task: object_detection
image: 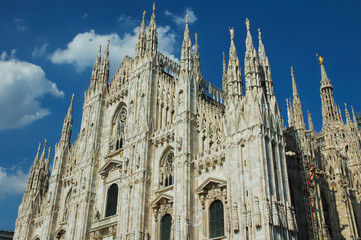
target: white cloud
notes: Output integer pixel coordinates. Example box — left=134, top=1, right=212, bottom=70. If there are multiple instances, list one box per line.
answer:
left=165, top=8, right=197, bottom=26
left=0, top=52, right=64, bottom=130
left=0, top=166, right=28, bottom=200
left=14, top=18, right=27, bottom=31
left=50, top=26, right=179, bottom=75
left=32, top=43, right=49, bottom=58
left=117, top=14, right=134, bottom=25
left=83, top=13, right=88, bottom=19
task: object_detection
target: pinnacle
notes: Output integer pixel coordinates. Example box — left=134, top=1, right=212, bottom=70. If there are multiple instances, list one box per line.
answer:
left=246, top=18, right=250, bottom=32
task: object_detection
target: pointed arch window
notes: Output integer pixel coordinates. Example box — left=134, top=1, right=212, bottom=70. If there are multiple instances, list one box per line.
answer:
left=116, top=108, right=127, bottom=150
left=160, top=151, right=174, bottom=188
left=160, top=214, right=172, bottom=240
left=110, top=106, right=127, bottom=152
left=209, top=200, right=225, bottom=238
left=105, top=184, right=118, bottom=217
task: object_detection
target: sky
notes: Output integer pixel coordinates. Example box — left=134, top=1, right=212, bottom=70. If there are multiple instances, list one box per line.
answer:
left=0, top=0, right=360, bottom=231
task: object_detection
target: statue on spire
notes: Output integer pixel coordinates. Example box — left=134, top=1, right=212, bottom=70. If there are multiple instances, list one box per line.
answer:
left=316, top=53, right=324, bottom=65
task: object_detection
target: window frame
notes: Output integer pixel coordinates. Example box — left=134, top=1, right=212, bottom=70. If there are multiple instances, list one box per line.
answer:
left=208, top=200, right=225, bottom=239
left=104, top=183, right=119, bottom=217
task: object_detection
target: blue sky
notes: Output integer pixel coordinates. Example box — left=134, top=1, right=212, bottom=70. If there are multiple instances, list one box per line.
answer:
left=0, top=0, right=360, bottom=231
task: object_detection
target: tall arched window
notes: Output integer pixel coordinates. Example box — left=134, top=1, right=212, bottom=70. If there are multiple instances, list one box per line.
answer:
left=160, top=214, right=172, bottom=240
left=105, top=184, right=118, bottom=217
left=160, top=151, right=174, bottom=188
left=209, top=200, right=224, bottom=238
left=321, top=192, right=333, bottom=238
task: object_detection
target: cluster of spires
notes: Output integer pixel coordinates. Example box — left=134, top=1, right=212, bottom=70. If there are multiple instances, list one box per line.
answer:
left=88, top=3, right=277, bottom=107
left=37, top=4, right=361, bottom=180
left=89, top=40, right=110, bottom=95
left=26, top=139, right=51, bottom=199
left=287, top=56, right=359, bottom=132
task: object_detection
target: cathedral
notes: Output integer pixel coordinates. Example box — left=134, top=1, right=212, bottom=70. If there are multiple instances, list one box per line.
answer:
left=14, top=4, right=361, bottom=240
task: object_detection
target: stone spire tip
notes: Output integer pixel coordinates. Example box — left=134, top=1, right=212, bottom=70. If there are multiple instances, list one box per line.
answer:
left=153, top=2, right=156, bottom=12
left=186, top=14, right=189, bottom=25
left=245, top=18, right=250, bottom=31
left=229, top=27, right=234, bottom=40
left=258, top=28, right=262, bottom=40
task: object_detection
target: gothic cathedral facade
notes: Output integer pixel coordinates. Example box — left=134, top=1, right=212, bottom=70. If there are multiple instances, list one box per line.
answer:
left=14, top=4, right=361, bottom=240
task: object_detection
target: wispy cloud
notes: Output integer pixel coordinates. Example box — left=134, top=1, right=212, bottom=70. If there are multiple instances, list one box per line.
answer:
left=32, top=43, right=49, bottom=58
left=0, top=50, right=64, bottom=130
left=50, top=25, right=178, bottom=75
left=117, top=14, right=134, bottom=25
left=14, top=18, right=27, bottom=31
left=165, top=8, right=197, bottom=26
left=82, top=13, right=88, bottom=19
left=0, top=166, right=28, bottom=200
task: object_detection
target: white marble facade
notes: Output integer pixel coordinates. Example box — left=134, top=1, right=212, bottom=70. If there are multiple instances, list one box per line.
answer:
left=15, top=3, right=360, bottom=240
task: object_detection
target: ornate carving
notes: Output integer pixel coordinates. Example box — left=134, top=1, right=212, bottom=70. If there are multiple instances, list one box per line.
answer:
left=232, top=202, right=239, bottom=232
left=170, top=219, right=175, bottom=240
left=206, top=184, right=223, bottom=199
left=242, top=204, right=248, bottom=227
left=278, top=202, right=286, bottom=228
left=183, top=218, right=190, bottom=240
left=225, top=206, right=231, bottom=233
left=286, top=202, right=294, bottom=231
left=93, top=208, right=100, bottom=220
left=272, top=197, right=280, bottom=226
left=176, top=137, right=182, bottom=151
left=254, top=197, right=261, bottom=228
left=176, top=215, right=181, bottom=239
left=264, top=198, right=272, bottom=225
left=151, top=196, right=173, bottom=222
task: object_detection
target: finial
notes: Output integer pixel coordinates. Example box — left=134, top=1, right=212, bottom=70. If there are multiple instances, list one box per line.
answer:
left=291, top=66, right=294, bottom=78
left=222, top=51, right=226, bottom=71
left=186, top=14, right=189, bottom=25
left=98, top=44, right=101, bottom=54
left=195, top=32, right=198, bottom=42
left=44, top=139, right=47, bottom=148
left=258, top=28, right=262, bottom=40
left=107, top=39, right=110, bottom=47
left=229, top=27, right=234, bottom=40
left=316, top=53, right=324, bottom=65
left=153, top=2, right=156, bottom=12
left=71, top=93, right=74, bottom=101
left=142, top=10, right=146, bottom=20
left=245, top=18, right=250, bottom=31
